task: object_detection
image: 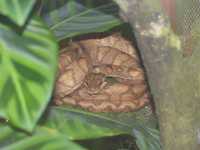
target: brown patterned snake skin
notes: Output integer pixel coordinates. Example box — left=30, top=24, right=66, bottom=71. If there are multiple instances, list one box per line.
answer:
left=54, top=33, right=149, bottom=112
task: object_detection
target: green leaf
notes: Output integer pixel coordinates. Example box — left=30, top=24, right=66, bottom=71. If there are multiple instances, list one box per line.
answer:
left=0, top=106, right=160, bottom=149
left=0, top=124, right=27, bottom=148
left=4, top=135, right=86, bottom=150
left=133, top=127, right=161, bottom=150
left=41, top=1, right=122, bottom=40
left=0, top=124, right=86, bottom=150
left=39, top=106, right=161, bottom=150
left=0, top=16, right=58, bottom=131
left=40, top=106, right=125, bottom=140
left=0, top=0, right=36, bottom=26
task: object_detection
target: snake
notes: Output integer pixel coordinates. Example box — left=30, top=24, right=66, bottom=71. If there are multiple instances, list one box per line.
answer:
left=53, top=33, right=149, bottom=112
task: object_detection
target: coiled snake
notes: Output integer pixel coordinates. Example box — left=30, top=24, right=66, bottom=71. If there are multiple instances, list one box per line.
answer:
left=54, top=34, right=149, bottom=112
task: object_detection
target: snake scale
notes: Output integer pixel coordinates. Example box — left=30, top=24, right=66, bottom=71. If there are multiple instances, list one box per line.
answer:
left=54, top=33, right=149, bottom=112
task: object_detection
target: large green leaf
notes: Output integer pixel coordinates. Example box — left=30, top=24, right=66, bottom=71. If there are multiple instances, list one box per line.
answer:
left=40, top=106, right=125, bottom=140
left=39, top=106, right=161, bottom=150
left=41, top=1, right=122, bottom=40
left=0, top=0, right=36, bottom=26
left=0, top=124, right=86, bottom=150
left=0, top=106, right=160, bottom=149
left=0, top=16, right=58, bottom=131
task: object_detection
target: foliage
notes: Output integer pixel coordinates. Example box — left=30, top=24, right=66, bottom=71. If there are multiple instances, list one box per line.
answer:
left=0, top=16, right=57, bottom=131
left=0, top=0, right=161, bottom=149
left=40, top=0, right=122, bottom=40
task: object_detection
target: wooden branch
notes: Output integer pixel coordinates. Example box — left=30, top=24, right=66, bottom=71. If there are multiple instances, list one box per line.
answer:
left=114, top=0, right=200, bottom=150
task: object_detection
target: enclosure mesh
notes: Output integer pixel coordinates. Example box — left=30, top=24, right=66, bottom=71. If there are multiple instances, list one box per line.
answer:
left=172, top=0, right=200, bottom=55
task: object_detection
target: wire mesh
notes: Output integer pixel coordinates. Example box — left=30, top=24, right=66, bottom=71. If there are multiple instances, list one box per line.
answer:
left=177, top=0, right=200, bottom=55
left=163, top=0, right=200, bottom=55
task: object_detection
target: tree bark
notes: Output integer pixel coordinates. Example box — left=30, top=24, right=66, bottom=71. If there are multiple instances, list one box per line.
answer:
left=114, top=0, right=200, bottom=150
